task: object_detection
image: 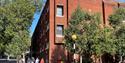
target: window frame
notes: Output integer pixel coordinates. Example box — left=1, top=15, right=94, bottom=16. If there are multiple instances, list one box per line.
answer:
left=56, top=5, right=64, bottom=17
left=56, top=25, right=64, bottom=37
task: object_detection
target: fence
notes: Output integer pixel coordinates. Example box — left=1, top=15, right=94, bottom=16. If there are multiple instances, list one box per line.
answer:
left=0, top=59, right=17, bottom=63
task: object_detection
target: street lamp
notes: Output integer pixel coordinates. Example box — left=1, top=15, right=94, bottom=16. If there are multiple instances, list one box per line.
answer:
left=72, top=34, right=77, bottom=40
left=72, top=34, right=77, bottom=63
left=71, top=28, right=84, bottom=63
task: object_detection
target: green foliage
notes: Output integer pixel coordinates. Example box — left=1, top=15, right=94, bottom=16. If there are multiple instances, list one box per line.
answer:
left=114, top=25, right=125, bottom=55
left=93, top=28, right=117, bottom=55
left=64, top=7, right=103, bottom=55
left=37, top=0, right=43, bottom=10
left=0, top=0, right=35, bottom=57
left=64, top=7, right=118, bottom=58
left=109, top=8, right=125, bottom=28
left=69, top=7, right=85, bottom=26
left=109, top=8, right=125, bottom=56
left=0, top=0, right=20, bottom=7
left=64, top=6, right=125, bottom=63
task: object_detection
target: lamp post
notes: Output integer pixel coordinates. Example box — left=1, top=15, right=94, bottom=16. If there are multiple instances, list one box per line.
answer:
left=72, top=34, right=77, bottom=63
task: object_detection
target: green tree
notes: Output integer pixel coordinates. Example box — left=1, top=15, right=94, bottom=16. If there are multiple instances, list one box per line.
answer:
left=34, top=0, right=43, bottom=11
left=64, top=7, right=117, bottom=63
left=0, top=0, right=35, bottom=57
left=109, top=8, right=125, bottom=62
left=37, top=0, right=43, bottom=10
left=0, top=0, right=16, bottom=7
left=109, top=8, right=125, bottom=28
left=64, top=7, right=100, bottom=62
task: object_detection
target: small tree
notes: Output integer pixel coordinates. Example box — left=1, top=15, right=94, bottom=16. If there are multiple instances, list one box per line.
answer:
left=109, top=8, right=125, bottom=62
left=64, top=7, right=119, bottom=63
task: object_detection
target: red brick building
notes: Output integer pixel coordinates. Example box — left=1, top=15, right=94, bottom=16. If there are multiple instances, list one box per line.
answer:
left=31, top=0, right=125, bottom=63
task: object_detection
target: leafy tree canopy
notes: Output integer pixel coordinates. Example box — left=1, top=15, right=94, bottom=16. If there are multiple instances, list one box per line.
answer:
left=64, top=7, right=117, bottom=58
left=109, top=8, right=125, bottom=28
left=0, top=0, right=35, bottom=57
left=109, top=8, right=125, bottom=55
left=108, top=8, right=125, bottom=62
left=64, top=6, right=125, bottom=63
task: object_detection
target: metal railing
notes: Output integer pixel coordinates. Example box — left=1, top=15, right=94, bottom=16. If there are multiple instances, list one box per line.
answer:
left=0, top=59, right=17, bottom=63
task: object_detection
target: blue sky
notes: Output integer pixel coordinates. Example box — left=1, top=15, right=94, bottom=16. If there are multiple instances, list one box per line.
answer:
left=30, top=0, right=46, bottom=36
left=116, top=0, right=125, bottom=2
left=30, top=11, right=40, bottom=36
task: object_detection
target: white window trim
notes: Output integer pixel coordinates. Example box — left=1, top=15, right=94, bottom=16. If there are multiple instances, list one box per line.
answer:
left=56, top=35, right=64, bottom=37
left=56, top=25, right=64, bottom=36
left=56, top=5, right=63, bottom=17
left=56, top=15, right=64, bottom=17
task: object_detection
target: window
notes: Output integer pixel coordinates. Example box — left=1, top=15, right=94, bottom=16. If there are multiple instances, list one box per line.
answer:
left=56, top=25, right=64, bottom=36
left=56, top=5, right=63, bottom=16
